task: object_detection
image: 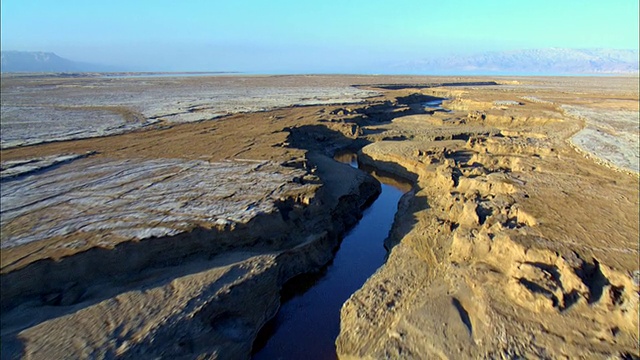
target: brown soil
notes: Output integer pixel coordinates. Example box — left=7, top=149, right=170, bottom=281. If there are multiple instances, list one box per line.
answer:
left=1, top=75, right=638, bottom=359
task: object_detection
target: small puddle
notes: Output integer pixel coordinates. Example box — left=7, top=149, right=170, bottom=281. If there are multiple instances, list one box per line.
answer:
left=424, top=99, right=444, bottom=109
left=252, top=152, right=411, bottom=360
left=423, top=99, right=452, bottom=113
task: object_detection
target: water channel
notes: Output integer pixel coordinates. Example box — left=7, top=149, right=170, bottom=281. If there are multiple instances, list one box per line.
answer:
left=252, top=153, right=411, bottom=360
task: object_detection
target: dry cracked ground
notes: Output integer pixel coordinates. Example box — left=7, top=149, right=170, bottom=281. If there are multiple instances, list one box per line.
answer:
left=0, top=74, right=638, bottom=359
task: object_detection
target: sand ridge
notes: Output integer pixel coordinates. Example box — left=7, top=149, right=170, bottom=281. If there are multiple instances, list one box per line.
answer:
left=335, top=79, right=639, bottom=359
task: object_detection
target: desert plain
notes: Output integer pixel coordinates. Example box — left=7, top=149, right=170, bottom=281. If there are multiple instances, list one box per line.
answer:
left=0, top=74, right=638, bottom=359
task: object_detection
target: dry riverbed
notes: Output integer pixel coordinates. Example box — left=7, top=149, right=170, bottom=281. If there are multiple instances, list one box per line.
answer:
left=0, top=74, right=638, bottom=359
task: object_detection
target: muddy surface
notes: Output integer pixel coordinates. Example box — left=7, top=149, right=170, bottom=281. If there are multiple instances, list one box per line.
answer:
left=0, top=75, right=378, bottom=148
left=1, top=74, right=638, bottom=359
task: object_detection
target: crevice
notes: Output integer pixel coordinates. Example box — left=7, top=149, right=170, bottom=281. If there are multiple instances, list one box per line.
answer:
left=451, top=297, right=473, bottom=335
left=252, top=152, right=412, bottom=359
left=518, top=278, right=559, bottom=308
left=576, top=259, right=609, bottom=304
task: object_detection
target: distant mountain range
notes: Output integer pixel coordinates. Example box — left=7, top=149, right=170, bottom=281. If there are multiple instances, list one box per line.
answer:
left=0, top=51, right=116, bottom=72
left=2, top=48, right=638, bottom=75
left=393, top=48, right=639, bottom=75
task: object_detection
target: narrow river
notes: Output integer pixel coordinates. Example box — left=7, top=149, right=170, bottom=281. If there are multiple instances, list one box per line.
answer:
left=252, top=153, right=411, bottom=360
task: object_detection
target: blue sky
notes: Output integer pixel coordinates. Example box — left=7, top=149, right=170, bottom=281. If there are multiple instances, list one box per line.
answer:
left=1, top=0, right=638, bottom=72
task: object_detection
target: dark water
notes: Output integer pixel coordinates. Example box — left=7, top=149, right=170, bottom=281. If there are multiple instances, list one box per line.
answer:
left=252, top=154, right=410, bottom=360
left=423, top=99, right=449, bottom=110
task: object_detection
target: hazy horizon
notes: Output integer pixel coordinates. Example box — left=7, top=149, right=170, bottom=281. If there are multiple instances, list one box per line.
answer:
left=2, top=0, right=638, bottom=73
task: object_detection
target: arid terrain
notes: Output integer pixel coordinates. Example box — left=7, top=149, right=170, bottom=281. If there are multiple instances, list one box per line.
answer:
left=1, top=74, right=638, bottom=359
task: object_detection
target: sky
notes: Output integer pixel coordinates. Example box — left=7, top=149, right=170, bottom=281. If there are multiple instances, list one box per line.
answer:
left=1, top=0, right=638, bottom=73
